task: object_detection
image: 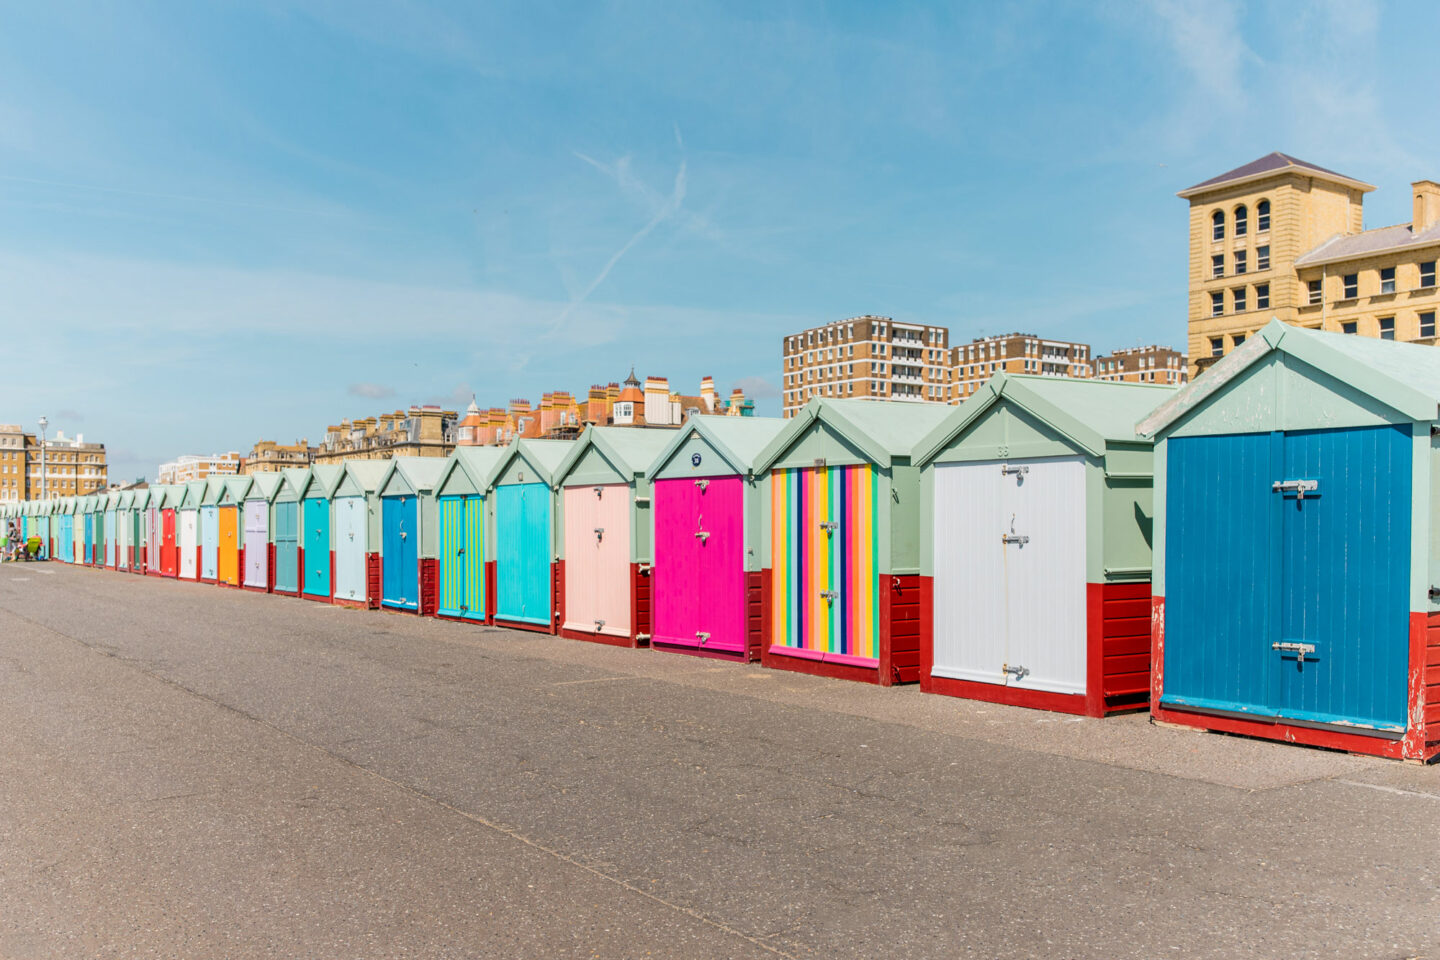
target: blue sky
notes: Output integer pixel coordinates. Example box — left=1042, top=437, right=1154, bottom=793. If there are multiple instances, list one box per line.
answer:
left=1, top=0, right=1433, bottom=482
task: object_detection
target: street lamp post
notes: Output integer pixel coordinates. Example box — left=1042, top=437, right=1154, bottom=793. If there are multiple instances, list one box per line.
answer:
left=37, top=416, right=47, bottom=501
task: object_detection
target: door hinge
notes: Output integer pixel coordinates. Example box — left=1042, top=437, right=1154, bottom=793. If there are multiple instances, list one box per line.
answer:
left=1272, top=640, right=1317, bottom=662
left=1271, top=478, right=1319, bottom=500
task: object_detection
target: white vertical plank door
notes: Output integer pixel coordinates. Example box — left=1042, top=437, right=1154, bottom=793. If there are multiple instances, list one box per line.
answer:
left=931, top=461, right=1007, bottom=683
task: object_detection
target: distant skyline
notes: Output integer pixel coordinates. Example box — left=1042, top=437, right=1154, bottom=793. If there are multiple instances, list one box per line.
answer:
left=2, top=1, right=1434, bottom=481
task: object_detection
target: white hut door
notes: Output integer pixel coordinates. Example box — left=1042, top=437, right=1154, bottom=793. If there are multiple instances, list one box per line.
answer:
left=931, top=457, right=1086, bottom=693
left=1000, top=456, right=1086, bottom=694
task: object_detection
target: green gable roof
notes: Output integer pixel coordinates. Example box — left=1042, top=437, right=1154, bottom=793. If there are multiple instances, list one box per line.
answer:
left=436, top=446, right=507, bottom=496
left=334, top=460, right=390, bottom=497
left=222, top=476, right=254, bottom=504
left=756, top=398, right=953, bottom=472
left=297, top=463, right=344, bottom=499
left=378, top=456, right=447, bottom=497
left=1139, top=317, right=1440, bottom=437
left=490, top=438, right=576, bottom=488
left=245, top=473, right=284, bottom=502
left=556, top=426, right=675, bottom=484
left=201, top=476, right=228, bottom=506
left=645, top=415, right=787, bottom=479
left=915, top=373, right=1176, bottom=464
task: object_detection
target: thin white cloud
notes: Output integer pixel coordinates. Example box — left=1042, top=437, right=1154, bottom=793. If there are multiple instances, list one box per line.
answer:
left=348, top=382, right=396, bottom=399
left=547, top=155, right=688, bottom=335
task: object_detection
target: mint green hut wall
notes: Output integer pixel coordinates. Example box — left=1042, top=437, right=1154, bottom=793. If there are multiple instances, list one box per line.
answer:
left=911, top=373, right=1176, bottom=716
left=1137, top=318, right=1440, bottom=761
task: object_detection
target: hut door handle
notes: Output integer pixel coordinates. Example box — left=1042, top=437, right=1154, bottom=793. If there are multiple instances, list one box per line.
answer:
left=594, top=619, right=606, bottom=631
left=594, top=527, right=604, bottom=541
left=819, top=590, right=838, bottom=603
left=1272, top=641, right=1316, bottom=662
left=1002, top=534, right=1029, bottom=545
left=696, top=631, right=710, bottom=643
left=1271, top=478, right=1319, bottom=500
left=1003, top=663, right=1029, bottom=680
left=694, top=479, right=708, bottom=491
left=819, top=521, right=839, bottom=534
left=1000, top=464, right=1028, bottom=477
left=399, top=532, right=407, bottom=539
left=695, top=530, right=709, bottom=541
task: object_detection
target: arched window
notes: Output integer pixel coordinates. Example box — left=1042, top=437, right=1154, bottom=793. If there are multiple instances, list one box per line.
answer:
left=1257, top=199, right=1270, bottom=232
left=1234, top=204, right=1248, bottom=237
left=1212, top=209, right=1225, bottom=241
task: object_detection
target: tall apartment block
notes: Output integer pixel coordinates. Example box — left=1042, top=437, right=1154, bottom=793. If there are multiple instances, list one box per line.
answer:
left=1182, top=152, right=1440, bottom=372
left=0, top=424, right=28, bottom=502
left=1091, top=345, right=1188, bottom=385
left=781, top=315, right=949, bottom=417
left=949, top=334, right=1092, bottom=402
left=156, top=451, right=242, bottom=484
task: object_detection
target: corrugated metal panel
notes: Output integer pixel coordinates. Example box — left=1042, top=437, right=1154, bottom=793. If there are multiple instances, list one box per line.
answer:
left=770, top=465, right=879, bottom=664
left=333, top=496, right=367, bottom=602
left=652, top=477, right=746, bottom=652
left=1164, top=425, right=1411, bottom=731
left=243, top=499, right=268, bottom=587
left=179, top=510, right=197, bottom=579
left=562, top=484, right=631, bottom=637
left=495, top=483, right=550, bottom=625
left=381, top=495, right=417, bottom=609
left=303, top=497, right=330, bottom=597
left=200, top=505, right=219, bottom=580
left=273, top=501, right=299, bottom=592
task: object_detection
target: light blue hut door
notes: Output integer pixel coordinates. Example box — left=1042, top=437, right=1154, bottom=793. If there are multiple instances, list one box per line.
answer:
left=200, top=506, right=219, bottom=579
left=333, top=497, right=367, bottom=602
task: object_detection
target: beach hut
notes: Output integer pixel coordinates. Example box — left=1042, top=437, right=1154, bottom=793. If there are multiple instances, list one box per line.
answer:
left=199, top=477, right=226, bottom=583
left=433, top=448, right=506, bottom=623
left=645, top=416, right=787, bottom=660
left=551, top=427, right=675, bottom=646
left=271, top=469, right=307, bottom=596
left=295, top=464, right=343, bottom=602
left=146, top=490, right=162, bottom=575
left=753, top=399, right=952, bottom=686
left=378, top=457, right=448, bottom=614
left=216, top=477, right=250, bottom=587
left=488, top=439, right=574, bottom=633
left=154, top=485, right=182, bottom=577
left=1139, top=319, right=1440, bottom=761
left=57, top=498, right=75, bottom=564
left=178, top=480, right=205, bottom=580
left=102, top=492, right=118, bottom=568
left=242, top=474, right=283, bottom=592
left=80, top=495, right=95, bottom=566
left=126, top=490, right=147, bottom=572
left=331, top=460, right=388, bottom=608
left=114, top=491, right=131, bottom=570
left=911, top=375, right=1174, bottom=716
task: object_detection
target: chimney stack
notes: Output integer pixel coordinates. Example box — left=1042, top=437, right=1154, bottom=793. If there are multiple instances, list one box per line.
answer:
left=1414, top=181, right=1440, bottom=233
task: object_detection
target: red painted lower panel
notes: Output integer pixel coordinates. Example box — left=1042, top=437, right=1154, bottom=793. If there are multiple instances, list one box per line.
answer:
left=484, top=560, right=496, bottom=625
left=1150, top=597, right=1437, bottom=762
left=419, top=558, right=439, bottom=617
left=757, top=567, right=907, bottom=686
left=366, top=552, right=381, bottom=609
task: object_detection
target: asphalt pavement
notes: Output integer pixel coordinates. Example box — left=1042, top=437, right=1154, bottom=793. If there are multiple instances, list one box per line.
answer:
left=1, top=563, right=1437, bottom=959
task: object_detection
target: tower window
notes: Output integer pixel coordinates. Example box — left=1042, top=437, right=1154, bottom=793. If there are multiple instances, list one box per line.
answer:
left=1379, top=316, right=1395, bottom=340
left=1234, top=205, right=1248, bottom=237
left=1211, top=291, right=1224, bottom=316
left=1212, top=210, right=1225, bottom=241
left=1421, top=312, right=1436, bottom=338
left=1257, top=200, right=1270, bottom=232
left=1308, top=279, right=1323, bottom=305
left=1381, top=267, right=1396, bottom=294
left=1343, top=274, right=1358, bottom=299
left=1256, top=245, right=1270, bottom=270
left=1232, top=286, right=1247, bottom=313
left=1211, top=254, right=1224, bottom=278
left=1234, top=250, right=1247, bottom=274
left=1256, top=283, right=1270, bottom=310
left=1422, top=261, right=1437, bottom=288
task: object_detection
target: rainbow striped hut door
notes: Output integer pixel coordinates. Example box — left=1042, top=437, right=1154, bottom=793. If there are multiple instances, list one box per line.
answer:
left=770, top=465, right=879, bottom=666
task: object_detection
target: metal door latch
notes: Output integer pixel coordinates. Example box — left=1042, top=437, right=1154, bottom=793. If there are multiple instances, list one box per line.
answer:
left=594, top=527, right=604, bottom=541
left=399, top=532, right=407, bottom=539
left=819, top=521, right=839, bottom=533
left=820, top=590, right=839, bottom=604
left=1003, top=663, right=1029, bottom=680
left=593, top=486, right=604, bottom=498
left=694, top=479, right=709, bottom=491
left=1272, top=641, right=1316, bottom=662
left=594, top=619, right=606, bottom=630
left=695, top=530, right=710, bottom=541
left=1271, top=479, right=1319, bottom=499
left=1002, top=534, right=1029, bottom=545
left=1001, top=464, right=1029, bottom=477
left=696, top=631, right=711, bottom=643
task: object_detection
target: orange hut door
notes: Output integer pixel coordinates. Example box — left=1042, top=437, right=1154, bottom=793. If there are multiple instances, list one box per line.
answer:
left=218, top=506, right=239, bottom=585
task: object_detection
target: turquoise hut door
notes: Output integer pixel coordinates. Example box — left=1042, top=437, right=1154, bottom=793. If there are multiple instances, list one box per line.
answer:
left=496, top=483, right=550, bottom=625
left=1164, top=425, right=1410, bottom=732
left=303, top=497, right=331, bottom=597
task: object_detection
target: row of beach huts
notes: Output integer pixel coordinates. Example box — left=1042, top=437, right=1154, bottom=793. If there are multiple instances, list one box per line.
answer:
left=8, top=320, right=1440, bottom=761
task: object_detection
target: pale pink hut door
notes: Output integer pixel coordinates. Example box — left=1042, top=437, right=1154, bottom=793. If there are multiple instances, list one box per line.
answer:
left=652, top=477, right=746, bottom=653
left=563, top=484, right=631, bottom=638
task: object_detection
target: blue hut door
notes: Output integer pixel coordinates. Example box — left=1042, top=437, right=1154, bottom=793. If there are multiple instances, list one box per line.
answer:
left=383, top=495, right=418, bottom=610
left=496, top=483, right=550, bottom=625
left=274, top=501, right=299, bottom=592
left=201, top=506, right=219, bottom=579
left=1164, top=425, right=1411, bottom=732
left=303, top=497, right=331, bottom=597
